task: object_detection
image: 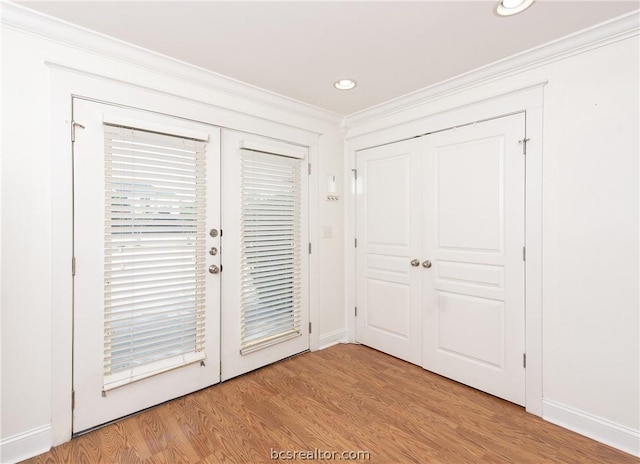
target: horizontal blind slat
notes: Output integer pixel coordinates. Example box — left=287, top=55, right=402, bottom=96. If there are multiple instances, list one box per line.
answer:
left=106, top=265, right=203, bottom=280
left=107, top=326, right=204, bottom=354
left=108, top=150, right=205, bottom=166
left=243, top=304, right=300, bottom=323
left=106, top=310, right=202, bottom=332
left=107, top=303, right=206, bottom=321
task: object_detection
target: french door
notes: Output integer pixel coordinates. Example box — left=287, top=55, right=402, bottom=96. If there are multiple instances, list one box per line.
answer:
left=356, top=113, right=526, bottom=405
left=72, top=98, right=221, bottom=432
left=220, top=130, right=310, bottom=381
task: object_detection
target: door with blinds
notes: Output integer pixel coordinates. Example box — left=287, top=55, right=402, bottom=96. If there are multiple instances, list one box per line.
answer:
left=221, top=130, right=309, bottom=381
left=72, top=98, right=221, bottom=433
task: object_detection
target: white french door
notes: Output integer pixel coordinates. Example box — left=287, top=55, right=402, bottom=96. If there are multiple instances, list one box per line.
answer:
left=356, top=113, right=526, bottom=405
left=355, top=138, right=423, bottom=365
left=220, top=130, right=310, bottom=381
left=72, top=98, right=221, bottom=432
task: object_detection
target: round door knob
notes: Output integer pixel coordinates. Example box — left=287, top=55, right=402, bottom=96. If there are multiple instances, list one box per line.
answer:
left=209, top=246, right=218, bottom=256
left=422, top=260, right=432, bottom=269
left=410, top=259, right=420, bottom=267
left=209, top=264, right=220, bottom=274
left=209, top=228, right=219, bottom=237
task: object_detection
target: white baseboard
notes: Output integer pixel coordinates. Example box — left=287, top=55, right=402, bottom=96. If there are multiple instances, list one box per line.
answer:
left=543, top=399, right=640, bottom=457
left=318, top=329, right=347, bottom=350
left=0, top=424, right=51, bottom=464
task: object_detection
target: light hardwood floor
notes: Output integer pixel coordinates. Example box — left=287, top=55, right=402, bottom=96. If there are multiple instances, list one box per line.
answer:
left=23, top=344, right=639, bottom=463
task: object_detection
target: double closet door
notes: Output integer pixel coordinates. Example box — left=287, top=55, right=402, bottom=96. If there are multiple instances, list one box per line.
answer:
left=356, top=113, right=526, bottom=406
left=72, top=98, right=309, bottom=433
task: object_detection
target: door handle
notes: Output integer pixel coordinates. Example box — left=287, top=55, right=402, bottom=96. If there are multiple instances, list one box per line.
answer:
left=209, top=264, right=220, bottom=274
left=410, top=259, right=420, bottom=267
left=422, top=260, right=432, bottom=269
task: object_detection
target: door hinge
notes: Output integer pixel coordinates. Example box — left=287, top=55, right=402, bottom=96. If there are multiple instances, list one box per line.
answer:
left=71, top=390, right=75, bottom=409
left=352, top=168, right=358, bottom=180
left=71, top=121, right=85, bottom=143
left=308, top=242, right=312, bottom=254
left=522, top=246, right=526, bottom=261
left=354, top=238, right=358, bottom=248
left=355, top=306, right=358, bottom=317
left=523, top=353, right=527, bottom=368
left=519, top=137, right=530, bottom=155
left=309, top=322, right=312, bottom=334
left=72, top=256, right=76, bottom=276
left=308, top=163, right=311, bottom=175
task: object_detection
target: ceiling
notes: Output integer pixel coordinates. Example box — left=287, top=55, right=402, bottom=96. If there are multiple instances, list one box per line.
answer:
left=17, top=1, right=639, bottom=115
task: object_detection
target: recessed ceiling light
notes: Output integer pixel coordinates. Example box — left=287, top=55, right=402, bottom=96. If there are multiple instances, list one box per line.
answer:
left=496, top=0, right=534, bottom=16
left=334, top=79, right=357, bottom=90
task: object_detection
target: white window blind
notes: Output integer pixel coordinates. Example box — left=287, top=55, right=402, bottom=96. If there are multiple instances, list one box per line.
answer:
left=103, top=123, right=208, bottom=391
left=240, top=149, right=302, bottom=354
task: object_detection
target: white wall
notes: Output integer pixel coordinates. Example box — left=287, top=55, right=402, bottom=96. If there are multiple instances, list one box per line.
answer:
left=540, top=36, right=639, bottom=433
left=318, top=131, right=347, bottom=346
left=344, top=16, right=639, bottom=456
left=1, top=3, right=638, bottom=462
left=0, top=5, right=345, bottom=462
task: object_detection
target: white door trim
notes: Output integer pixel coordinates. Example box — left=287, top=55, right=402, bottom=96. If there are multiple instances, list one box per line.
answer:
left=345, top=82, right=545, bottom=416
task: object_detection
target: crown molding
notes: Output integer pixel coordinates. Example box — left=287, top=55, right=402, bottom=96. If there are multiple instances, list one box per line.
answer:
left=0, top=1, right=342, bottom=127
left=345, top=10, right=640, bottom=131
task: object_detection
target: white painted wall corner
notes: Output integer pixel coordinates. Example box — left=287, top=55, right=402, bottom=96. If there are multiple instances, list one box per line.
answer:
left=318, top=329, right=348, bottom=350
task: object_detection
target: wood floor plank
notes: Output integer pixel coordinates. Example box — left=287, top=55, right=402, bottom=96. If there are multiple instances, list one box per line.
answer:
left=21, top=344, right=640, bottom=463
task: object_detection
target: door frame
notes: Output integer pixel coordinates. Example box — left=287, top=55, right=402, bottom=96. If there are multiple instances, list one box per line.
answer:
left=49, top=64, right=322, bottom=446
left=345, top=82, right=545, bottom=415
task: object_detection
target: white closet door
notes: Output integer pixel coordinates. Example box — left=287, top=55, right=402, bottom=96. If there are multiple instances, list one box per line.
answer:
left=221, top=130, right=309, bottom=381
left=73, top=99, right=221, bottom=432
left=422, top=113, right=526, bottom=405
left=355, top=138, right=423, bottom=365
